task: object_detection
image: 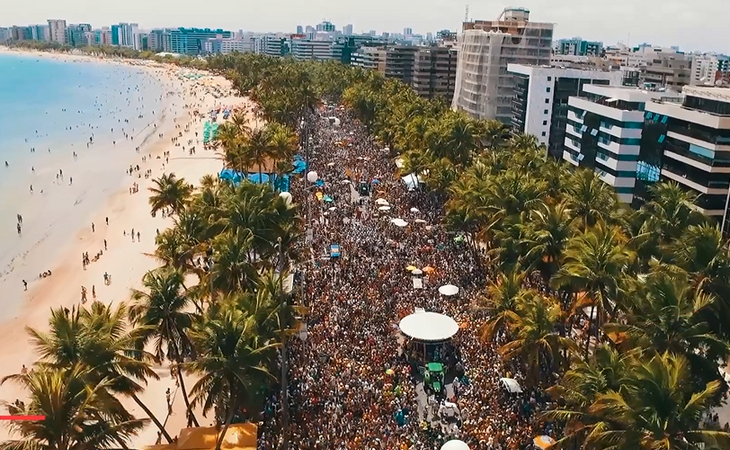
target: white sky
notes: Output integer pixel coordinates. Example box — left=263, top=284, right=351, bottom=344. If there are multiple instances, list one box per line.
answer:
left=2, top=0, right=729, bottom=53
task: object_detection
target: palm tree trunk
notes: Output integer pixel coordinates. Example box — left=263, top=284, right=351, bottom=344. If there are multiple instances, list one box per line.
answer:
left=176, top=366, right=200, bottom=427
left=132, top=393, right=173, bottom=443
left=215, top=405, right=236, bottom=450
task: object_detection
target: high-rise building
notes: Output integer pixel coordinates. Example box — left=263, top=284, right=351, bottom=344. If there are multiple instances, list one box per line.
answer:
left=0, top=28, right=10, bottom=42
left=114, top=23, right=140, bottom=50
left=290, top=38, right=335, bottom=60
left=343, top=24, right=353, bottom=36
left=690, top=54, right=730, bottom=86
left=296, top=25, right=303, bottom=34
left=29, top=24, right=49, bottom=41
left=411, top=46, right=458, bottom=100
left=642, top=52, right=691, bottom=91
left=47, top=19, right=67, bottom=44
left=554, top=37, right=604, bottom=57
left=562, top=85, right=669, bottom=203
left=66, top=24, right=91, bottom=47
left=316, top=21, right=335, bottom=32
left=403, top=27, right=413, bottom=36
left=508, top=65, right=622, bottom=158
left=642, top=86, right=730, bottom=225
left=167, top=28, right=232, bottom=55
left=451, top=7, right=554, bottom=123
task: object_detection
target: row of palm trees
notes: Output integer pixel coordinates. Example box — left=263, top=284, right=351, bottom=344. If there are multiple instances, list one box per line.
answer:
left=338, top=68, right=730, bottom=449
left=215, top=113, right=299, bottom=181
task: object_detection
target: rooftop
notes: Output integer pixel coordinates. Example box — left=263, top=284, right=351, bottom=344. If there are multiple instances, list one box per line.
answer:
left=582, top=84, right=680, bottom=103
left=682, top=85, right=730, bottom=102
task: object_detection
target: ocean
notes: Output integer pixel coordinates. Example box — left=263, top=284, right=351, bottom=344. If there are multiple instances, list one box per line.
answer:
left=0, top=52, right=178, bottom=315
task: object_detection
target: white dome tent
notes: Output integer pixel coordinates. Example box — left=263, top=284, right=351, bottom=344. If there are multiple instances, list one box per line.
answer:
left=399, top=312, right=459, bottom=342
left=441, top=440, right=470, bottom=450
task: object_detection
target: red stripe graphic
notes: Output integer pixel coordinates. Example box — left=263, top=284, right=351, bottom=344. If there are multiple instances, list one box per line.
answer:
left=0, top=416, right=45, bottom=421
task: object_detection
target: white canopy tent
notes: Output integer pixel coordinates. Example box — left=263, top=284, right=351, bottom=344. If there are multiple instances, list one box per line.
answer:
left=499, top=377, right=523, bottom=394
left=399, top=312, right=459, bottom=342
left=438, top=284, right=460, bottom=296
left=391, top=218, right=408, bottom=227
left=375, top=198, right=389, bottom=206
left=411, top=268, right=423, bottom=276
left=441, top=440, right=470, bottom=450
left=401, top=173, right=424, bottom=190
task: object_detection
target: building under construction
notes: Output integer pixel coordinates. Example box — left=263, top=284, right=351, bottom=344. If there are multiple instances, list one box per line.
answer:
left=451, top=7, right=554, bottom=123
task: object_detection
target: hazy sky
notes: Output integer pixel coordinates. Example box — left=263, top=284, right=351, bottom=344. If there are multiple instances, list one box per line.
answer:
left=3, top=0, right=729, bottom=53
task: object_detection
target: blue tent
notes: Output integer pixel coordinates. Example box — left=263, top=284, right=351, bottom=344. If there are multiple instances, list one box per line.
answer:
left=219, top=169, right=242, bottom=184
left=248, top=173, right=270, bottom=184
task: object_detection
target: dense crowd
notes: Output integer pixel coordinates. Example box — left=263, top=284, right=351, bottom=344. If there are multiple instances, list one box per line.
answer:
left=258, top=110, right=557, bottom=450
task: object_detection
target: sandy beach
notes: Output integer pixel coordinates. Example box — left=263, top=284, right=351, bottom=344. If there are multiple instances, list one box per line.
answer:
left=0, top=47, right=253, bottom=446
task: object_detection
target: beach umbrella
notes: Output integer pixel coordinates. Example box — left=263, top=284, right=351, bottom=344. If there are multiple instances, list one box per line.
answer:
left=306, top=171, right=318, bottom=183
left=411, top=269, right=423, bottom=276
left=440, top=440, right=469, bottom=450
left=533, top=436, right=556, bottom=450
left=406, top=265, right=418, bottom=272
left=385, top=368, right=395, bottom=375
left=378, top=206, right=391, bottom=212
left=438, top=284, right=459, bottom=296
left=391, top=218, right=408, bottom=227
left=279, top=191, right=293, bottom=206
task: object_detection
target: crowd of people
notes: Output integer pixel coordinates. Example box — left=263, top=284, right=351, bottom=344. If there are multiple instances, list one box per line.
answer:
left=254, top=110, right=558, bottom=450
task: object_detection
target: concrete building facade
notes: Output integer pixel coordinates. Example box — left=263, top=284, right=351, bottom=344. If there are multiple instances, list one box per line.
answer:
left=47, top=19, right=67, bottom=44
left=451, top=7, right=554, bottom=124
left=691, top=54, right=730, bottom=86
left=508, top=64, right=622, bottom=157
left=412, top=46, right=458, bottom=100
left=554, top=37, right=604, bottom=56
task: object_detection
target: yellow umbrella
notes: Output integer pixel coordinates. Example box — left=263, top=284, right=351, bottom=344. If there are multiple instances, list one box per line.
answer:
left=533, top=436, right=556, bottom=449
left=406, top=265, right=418, bottom=272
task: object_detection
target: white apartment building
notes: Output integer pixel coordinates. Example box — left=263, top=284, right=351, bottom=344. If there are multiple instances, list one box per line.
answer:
left=203, top=37, right=254, bottom=54
left=451, top=7, right=554, bottom=124
left=563, top=85, right=670, bottom=203
left=290, top=39, right=335, bottom=60
left=507, top=64, right=621, bottom=156
left=47, top=19, right=67, bottom=44
left=691, top=54, right=730, bottom=86
left=117, top=23, right=140, bottom=50
left=351, top=47, right=387, bottom=71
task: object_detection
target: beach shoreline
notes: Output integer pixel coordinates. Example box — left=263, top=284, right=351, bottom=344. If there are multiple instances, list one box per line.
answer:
left=0, top=48, right=251, bottom=446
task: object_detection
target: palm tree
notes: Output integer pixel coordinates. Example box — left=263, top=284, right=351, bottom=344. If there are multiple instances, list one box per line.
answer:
left=565, top=169, right=618, bottom=230
left=129, top=268, right=200, bottom=427
left=521, top=201, right=574, bottom=282
left=148, top=173, right=193, bottom=217
left=605, top=271, right=730, bottom=394
left=588, top=352, right=730, bottom=450
left=0, top=366, right=146, bottom=450
left=26, top=303, right=173, bottom=443
left=641, top=181, right=706, bottom=244
left=479, top=270, right=528, bottom=342
left=552, top=224, right=633, bottom=355
left=210, top=229, right=261, bottom=294
left=500, top=293, right=574, bottom=384
left=185, top=304, right=278, bottom=450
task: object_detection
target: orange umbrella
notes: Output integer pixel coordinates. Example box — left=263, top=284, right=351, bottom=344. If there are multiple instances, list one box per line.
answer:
left=423, top=266, right=436, bottom=273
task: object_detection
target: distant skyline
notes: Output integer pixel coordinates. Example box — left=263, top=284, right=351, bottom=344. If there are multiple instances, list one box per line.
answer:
left=2, top=0, right=730, bottom=53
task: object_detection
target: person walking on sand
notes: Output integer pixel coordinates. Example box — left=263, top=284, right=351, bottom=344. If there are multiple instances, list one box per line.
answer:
left=91, top=222, right=95, bottom=232
left=22, top=280, right=27, bottom=291
left=17, top=223, right=21, bottom=235
left=92, top=285, right=96, bottom=299
left=103, top=239, right=107, bottom=250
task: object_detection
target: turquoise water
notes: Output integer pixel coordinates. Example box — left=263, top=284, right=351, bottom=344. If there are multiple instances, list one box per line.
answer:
left=0, top=52, right=177, bottom=311
left=0, top=53, right=165, bottom=168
